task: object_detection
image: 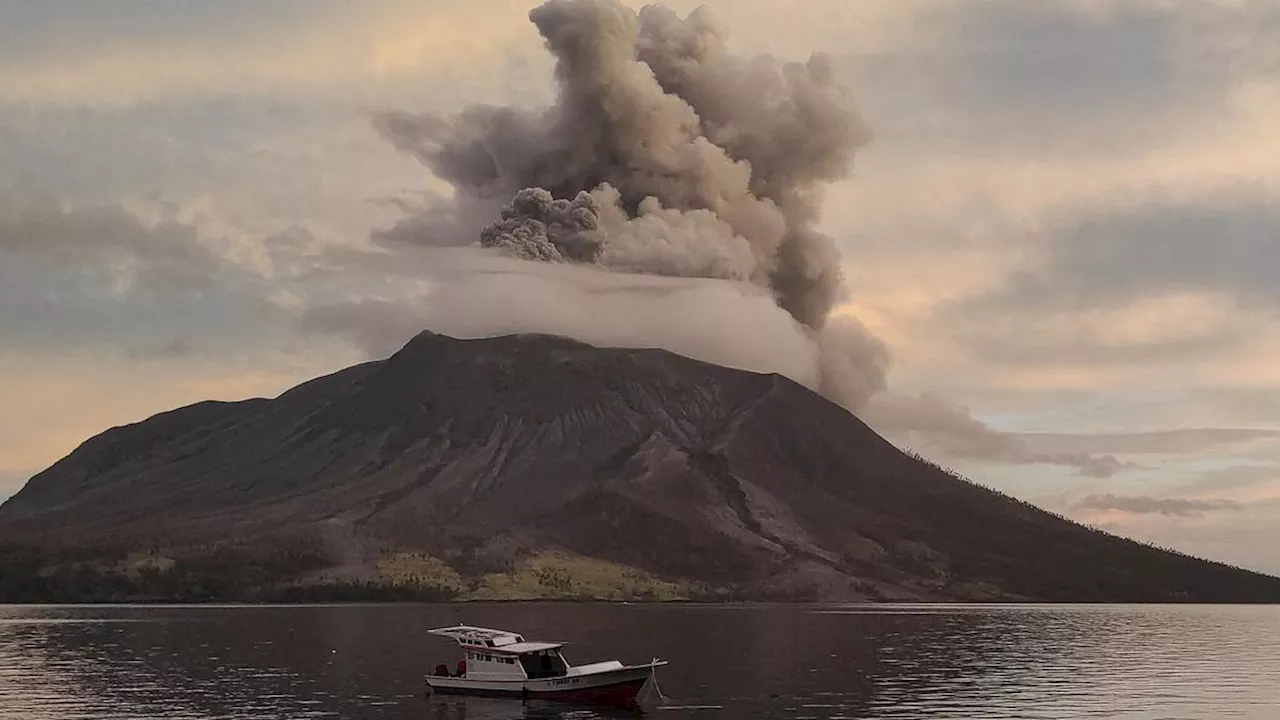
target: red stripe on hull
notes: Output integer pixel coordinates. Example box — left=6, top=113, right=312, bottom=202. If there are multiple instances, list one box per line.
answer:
left=533, top=677, right=648, bottom=707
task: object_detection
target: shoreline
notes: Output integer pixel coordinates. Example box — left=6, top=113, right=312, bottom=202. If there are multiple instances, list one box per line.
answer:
left=4, top=598, right=1279, bottom=607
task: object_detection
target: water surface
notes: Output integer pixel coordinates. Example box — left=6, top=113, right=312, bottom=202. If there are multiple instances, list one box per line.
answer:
left=1, top=603, right=1277, bottom=719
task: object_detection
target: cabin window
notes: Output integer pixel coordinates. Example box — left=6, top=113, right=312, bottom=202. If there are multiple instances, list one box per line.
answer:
left=519, top=650, right=568, bottom=679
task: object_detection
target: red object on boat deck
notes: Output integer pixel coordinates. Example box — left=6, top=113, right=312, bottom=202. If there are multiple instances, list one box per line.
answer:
left=455, top=659, right=466, bottom=677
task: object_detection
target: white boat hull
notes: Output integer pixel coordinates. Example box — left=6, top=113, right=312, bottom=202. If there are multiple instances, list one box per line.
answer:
left=426, top=662, right=663, bottom=706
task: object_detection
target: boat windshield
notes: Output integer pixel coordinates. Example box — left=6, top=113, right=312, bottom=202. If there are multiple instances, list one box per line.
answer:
left=519, top=649, right=568, bottom=679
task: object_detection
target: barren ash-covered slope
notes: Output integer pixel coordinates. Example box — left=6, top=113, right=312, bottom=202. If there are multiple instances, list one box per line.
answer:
left=2, top=331, right=1278, bottom=602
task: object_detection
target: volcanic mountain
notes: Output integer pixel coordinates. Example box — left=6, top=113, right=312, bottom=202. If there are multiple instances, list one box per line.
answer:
left=2, top=331, right=1278, bottom=602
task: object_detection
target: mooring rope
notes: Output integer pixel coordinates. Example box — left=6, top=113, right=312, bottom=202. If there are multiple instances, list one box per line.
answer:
left=650, top=664, right=670, bottom=703
left=644, top=661, right=723, bottom=711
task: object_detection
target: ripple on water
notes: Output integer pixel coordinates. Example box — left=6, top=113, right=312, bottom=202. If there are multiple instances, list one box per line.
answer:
left=1, top=604, right=1278, bottom=719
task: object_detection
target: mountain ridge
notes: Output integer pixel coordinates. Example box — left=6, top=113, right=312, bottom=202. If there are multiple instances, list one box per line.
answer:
left=2, top=330, right=1278, bottom=603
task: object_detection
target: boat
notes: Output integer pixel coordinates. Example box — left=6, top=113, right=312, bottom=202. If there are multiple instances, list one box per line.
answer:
left=424, top=625, right=667, bottom=707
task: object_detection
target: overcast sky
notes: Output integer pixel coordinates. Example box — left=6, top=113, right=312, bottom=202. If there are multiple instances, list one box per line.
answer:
left=2, top=0, right=1277, bottom=574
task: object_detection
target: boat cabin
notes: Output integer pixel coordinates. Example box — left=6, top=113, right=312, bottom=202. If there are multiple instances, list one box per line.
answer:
left=428, top=625, right=573, bottom=681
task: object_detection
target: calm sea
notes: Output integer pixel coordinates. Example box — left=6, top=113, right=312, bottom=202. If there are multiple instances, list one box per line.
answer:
left=1, top=603, right=1277, bottom=719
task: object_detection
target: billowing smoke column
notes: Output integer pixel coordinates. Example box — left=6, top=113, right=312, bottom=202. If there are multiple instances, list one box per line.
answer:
left=374, top=0, right=888, bottom=410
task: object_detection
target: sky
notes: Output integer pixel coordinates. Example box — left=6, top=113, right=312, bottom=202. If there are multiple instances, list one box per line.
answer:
left=1, top=0, right=1278, bottom=575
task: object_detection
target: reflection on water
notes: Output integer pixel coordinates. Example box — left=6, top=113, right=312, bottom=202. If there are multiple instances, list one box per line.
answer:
left=1, top=603, right=1278, bottom=719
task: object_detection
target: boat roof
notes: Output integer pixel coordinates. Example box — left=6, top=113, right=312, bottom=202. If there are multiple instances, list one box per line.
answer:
left=427, top=625, right=565, bottom=653
left=491, top=641, right=564, bottom=654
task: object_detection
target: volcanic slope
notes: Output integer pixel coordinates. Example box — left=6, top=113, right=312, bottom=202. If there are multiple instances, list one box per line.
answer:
left=2, top=331, right=1278, bottom=602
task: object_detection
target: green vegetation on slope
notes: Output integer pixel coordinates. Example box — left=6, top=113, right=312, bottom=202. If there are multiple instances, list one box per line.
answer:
left=468, top=551, right=703, bottom=601
left=0, top=542, right=331, bottom=602
left=0, top=543, right=705, bottom=603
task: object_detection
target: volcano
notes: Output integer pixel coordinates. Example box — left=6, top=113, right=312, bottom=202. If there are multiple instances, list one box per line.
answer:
left=2, top=331, right=1277, bottom=602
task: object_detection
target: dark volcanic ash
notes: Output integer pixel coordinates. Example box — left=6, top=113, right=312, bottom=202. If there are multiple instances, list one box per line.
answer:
left=372, top=0, right=887, bottom=410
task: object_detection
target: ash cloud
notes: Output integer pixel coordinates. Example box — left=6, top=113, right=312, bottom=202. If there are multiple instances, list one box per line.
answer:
left=479, top=187, right=602, bottom=263
left=373, top=0, right=884, bottom=409
left=357, top=0, right=1121, bottom=474
left=300, top=247, right=859, bottom=401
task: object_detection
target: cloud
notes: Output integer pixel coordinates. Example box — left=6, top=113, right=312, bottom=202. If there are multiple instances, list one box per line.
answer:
left=921, top=199, right=1280, bottom=388
left=0, top=474, right=28, bottom=502
left=0, top=200, right=224, bottom=292
left=973, top=200, right=1280, bottom=314
left=1173, top=465, right=1280, bottom=505
left=1075, top=493, right=1242, bottom=517
left=0, top=350, right=338, bottom=486
left=847, top=0, right=1280, bottom=155
left=863, top=392, right=1126, bottom=478
left=947, top=292, right=1263, bottom=371
left=125, top=338, right=199, bottom=361
left=0, top=198, right=342, bottom=362
left=1016, top=428, right=1280, bottom=456
left=1083, top=504, right=1280, bottom=575
left=833, top=57, right=1280, bottom=395
left=357, top=0, right=898, bottom=415
left=0, top=0, right=972, bottom=107
left=296, top=0, right=1280, bottom=480
left=0, top=0, right=545, bottom=106
left=2, top=0, right=1279, bottom=572
left=938, top=1, right=1183, bottom=132
left=297, top=298, right=433, bottom=360
left=294, top=246, right=858, bottom=399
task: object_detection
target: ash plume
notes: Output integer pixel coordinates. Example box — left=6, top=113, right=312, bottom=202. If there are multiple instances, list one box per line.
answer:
left=373, top=0, right=880, bottom=408
left=479, top=187, right=603, bottom=263
left=342, top=0, right=1123, bottom=477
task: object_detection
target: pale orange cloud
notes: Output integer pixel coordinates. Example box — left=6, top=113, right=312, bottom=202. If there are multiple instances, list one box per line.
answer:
left=818, top=75, right=1280, bottom=395
left=0, top=0, right=971, bottom=106
left=0, top=0, right=542, bottom=105
left=0, top=350, right=353, bottom=478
